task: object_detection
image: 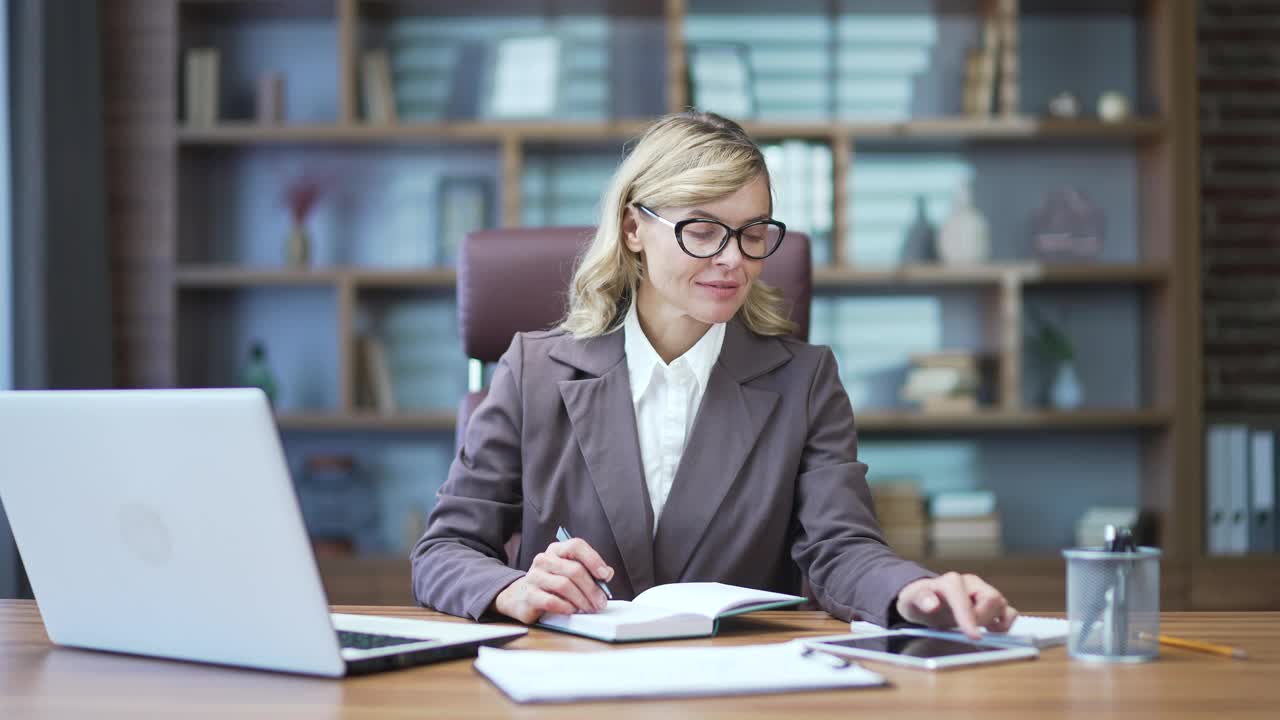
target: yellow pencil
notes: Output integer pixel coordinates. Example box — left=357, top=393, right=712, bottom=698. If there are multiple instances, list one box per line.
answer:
left=1138, top=632, right=1249, bottom=659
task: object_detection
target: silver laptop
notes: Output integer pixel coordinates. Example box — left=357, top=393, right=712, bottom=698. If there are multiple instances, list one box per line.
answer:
left=0, top=388, right=525, bottom=676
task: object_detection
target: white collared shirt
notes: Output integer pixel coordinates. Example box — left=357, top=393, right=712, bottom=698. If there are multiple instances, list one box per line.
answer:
left=622, top=302, right=726, bottom=534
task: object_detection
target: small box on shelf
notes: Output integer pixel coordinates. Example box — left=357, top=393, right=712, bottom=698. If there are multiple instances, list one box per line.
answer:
left=184, top=47, right=221, bottom=127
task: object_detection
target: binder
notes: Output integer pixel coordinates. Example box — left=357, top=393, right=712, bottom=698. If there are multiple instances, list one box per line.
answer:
left=1206, top=425, right=1229, bottom=555
left=1226, top=425, right=1251, bottom=555
left=1251, top=429, right=1276, bottom=553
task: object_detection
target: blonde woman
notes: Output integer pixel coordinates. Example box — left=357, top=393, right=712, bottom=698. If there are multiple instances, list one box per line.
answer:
left=412, top=111, right=1017, bottom=638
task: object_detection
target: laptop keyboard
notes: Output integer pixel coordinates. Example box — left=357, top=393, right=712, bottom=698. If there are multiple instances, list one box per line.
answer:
left=337, top=630, right=431, bottom=651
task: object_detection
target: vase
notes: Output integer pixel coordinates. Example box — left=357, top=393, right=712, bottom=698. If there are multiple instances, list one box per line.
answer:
left=1049, top=361, right=1083, bottom=410
left=240, top=340, right=279, bottom=406
left=937, top=183, right=991, bottom=265
left=286, top=221, right=311, bottom=267
left=900, top=195, right=938, bottom=264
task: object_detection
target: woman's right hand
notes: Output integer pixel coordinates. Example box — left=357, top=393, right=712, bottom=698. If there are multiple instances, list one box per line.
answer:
left=492, top=537, right=615, bottom=624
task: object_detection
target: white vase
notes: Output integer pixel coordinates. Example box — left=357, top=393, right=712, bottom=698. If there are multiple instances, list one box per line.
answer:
left=937, top=183, right=991, bottom=265
left=1050, top=361, right=1083, bottom=410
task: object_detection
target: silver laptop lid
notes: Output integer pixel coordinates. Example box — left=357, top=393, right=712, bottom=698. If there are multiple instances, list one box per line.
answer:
left=0, top=388, right=345, bottom=676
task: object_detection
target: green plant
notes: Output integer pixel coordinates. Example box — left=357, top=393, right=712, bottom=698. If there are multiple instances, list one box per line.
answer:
left=1026, top=309, right=1074, bottom=364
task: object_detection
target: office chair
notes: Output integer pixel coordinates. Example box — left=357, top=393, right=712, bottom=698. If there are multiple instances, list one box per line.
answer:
left=455, top=225, right=813, bottom=567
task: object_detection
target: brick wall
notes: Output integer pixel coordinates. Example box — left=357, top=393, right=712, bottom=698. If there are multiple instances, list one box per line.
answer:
left=1199, top=0, right=1280, bottom=414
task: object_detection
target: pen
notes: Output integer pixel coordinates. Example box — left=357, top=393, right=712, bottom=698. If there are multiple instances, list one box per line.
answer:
left=1137, top=632, right=1249, bottom=660
left=555, top=526, right=613, bottom=600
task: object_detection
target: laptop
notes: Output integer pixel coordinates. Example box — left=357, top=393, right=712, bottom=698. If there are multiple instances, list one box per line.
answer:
left=0, top=388, right=526, bottom=677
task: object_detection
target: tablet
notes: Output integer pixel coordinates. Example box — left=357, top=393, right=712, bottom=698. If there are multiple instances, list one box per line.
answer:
left=804, top=629, right=1040, bottom=671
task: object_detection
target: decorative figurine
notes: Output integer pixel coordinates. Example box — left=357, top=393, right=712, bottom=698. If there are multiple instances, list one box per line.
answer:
left=1047, top=91, right=1081, bottom=119
left=937, top=183, right=991, bottom=265
left=1097, top=91, right=1132, bottom=122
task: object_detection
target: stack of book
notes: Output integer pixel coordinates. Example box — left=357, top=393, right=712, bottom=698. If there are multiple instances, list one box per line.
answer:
left=1075, top=506, right=1139, bottom=549
left=870, top=480, right=928, bottom=558
left=961, top=0, right=1019, bottom=117
left=761, top=140, right=833, bottom=265
left=900, top=351, right=982, bottom=413
left=929, top=490, right=1002, bottom=557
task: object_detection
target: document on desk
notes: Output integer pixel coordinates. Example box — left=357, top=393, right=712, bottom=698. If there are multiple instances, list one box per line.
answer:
left=473, top=641, right=887, bottom=703
left=535, top=582, right=804, bottom=642
left=851, top=615, right=1069, bottom=649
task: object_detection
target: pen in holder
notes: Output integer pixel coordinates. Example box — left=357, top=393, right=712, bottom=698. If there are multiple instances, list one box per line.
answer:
left=1062, top=525, right=1160, bottom=663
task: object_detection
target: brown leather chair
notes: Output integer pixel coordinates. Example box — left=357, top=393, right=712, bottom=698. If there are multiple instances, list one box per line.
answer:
left=455, top=225, right=813, bottom=571
left=456, top=225, right=813, bottom=448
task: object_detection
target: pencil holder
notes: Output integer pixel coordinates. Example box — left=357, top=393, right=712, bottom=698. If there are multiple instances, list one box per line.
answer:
left=1062, top=546, right=1161, bottom=662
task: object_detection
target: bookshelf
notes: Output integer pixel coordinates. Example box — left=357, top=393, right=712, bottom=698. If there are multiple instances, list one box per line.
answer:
left=99, top=0, right=1221, bottom=609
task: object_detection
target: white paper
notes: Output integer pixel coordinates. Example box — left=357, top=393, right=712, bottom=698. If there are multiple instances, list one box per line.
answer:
left=475, top=641, right=886, bottom=703
left=632, top=582, right=803, bottom=619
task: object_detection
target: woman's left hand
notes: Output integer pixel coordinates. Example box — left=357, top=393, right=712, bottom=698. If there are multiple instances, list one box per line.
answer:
left=894, top=572, right=1018, bottom=640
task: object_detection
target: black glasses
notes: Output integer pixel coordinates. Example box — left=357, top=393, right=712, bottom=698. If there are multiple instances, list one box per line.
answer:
left=634, top=203, right=786, bottom=260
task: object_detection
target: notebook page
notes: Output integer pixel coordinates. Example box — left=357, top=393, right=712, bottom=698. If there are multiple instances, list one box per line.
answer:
left=537, top=601, right=709, bottom=641
left=984, top=616, right=1068, bottom=646
left=632, top=582, right=803, bottom=618
left=474, top=641, right=886, bottom=703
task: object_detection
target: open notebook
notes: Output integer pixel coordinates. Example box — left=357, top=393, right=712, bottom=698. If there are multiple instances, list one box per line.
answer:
left=474, top=641, right=887, bottom=703
left=851, top=615, right=1069, bottom=649
left=537, top=582, right=805, bottom=642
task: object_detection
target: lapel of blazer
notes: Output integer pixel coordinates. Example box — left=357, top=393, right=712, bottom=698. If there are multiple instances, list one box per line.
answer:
left=550, top=330, right=657, bottom=595
left=652, top=319, right=792, bottom=583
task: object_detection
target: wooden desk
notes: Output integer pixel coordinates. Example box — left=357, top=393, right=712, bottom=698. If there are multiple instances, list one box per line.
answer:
left=1, top=601, right=1276, bottom=718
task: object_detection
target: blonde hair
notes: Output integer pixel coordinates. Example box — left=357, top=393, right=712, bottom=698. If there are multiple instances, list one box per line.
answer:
left=559, top=111, right=797, bottom=338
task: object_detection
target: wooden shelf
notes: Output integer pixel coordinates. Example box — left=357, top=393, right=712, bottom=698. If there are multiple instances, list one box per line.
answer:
left=277, top=411, right=457, bottom=432
left=1191, top=556, right=1280, bottom=610
left=177, top=120, right=656, bottom=145
left=814, top=263, right=1168, bottom=288
left=180, top=0, right=336, bottom=21
left=856, top=409, right=1172, bottom=432
left=178, top=263, right=1166, bottom=291
left=274, top=408, right=1169, bottom=433
left=177, top=117, right=1165, bottom=146
left=175, top=265, right=456, bottom=290
left=314, top=554, right=414, bottom=607
left=840, top=116, right=1165, bottom=142
left=175, top=266, right=345, bottom=287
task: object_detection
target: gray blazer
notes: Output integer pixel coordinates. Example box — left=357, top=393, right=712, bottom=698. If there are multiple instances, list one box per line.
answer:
left=411, top=318, right=934, bottom=625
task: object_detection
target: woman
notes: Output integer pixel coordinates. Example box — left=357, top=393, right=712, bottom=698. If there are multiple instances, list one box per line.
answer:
left=412, top=111, right=1017, bottom=638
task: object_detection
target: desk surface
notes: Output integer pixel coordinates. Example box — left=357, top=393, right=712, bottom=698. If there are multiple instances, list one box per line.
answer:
left=1, top=600, right=1277, bottom=719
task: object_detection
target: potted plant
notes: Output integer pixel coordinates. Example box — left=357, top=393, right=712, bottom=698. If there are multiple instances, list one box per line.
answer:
left=1027, top=309, right=1082, bottom=410
left=282, top=170, right=330, bottom=267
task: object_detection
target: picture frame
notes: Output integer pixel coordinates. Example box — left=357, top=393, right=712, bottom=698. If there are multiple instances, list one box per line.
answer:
left=435, top=176, right=494, bottom=267
left=688, top=43, right=756, bottom=119
left=484, top=34, right=562, bottom=119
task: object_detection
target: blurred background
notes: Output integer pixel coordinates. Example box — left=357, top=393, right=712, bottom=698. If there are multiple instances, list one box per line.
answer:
left=0, top=0, right=1275, bottom=612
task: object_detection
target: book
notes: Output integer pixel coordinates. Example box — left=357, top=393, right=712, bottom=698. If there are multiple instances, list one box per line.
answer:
left=361, top=49, right=397, bottom=124
left=995, top=0, right=1020, bottom=116
left=851, top=615, right=1068, bottom=649
left=535, top=582, right=804, bottom=642
left=930, top=514, right=1002, bottom=540
left=357, top=335, right=397, bottom=414
left=1076, top=506, right=1140, bottom=548
left=184, top=48, right=220, bottom=126
left=255, top=72, right=285, bottom=125
left=1253, top=428, right=1278, bottom=553
left=474, top=641, right=886, bottom=703
left=931, top=490, right=997, bottom=518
